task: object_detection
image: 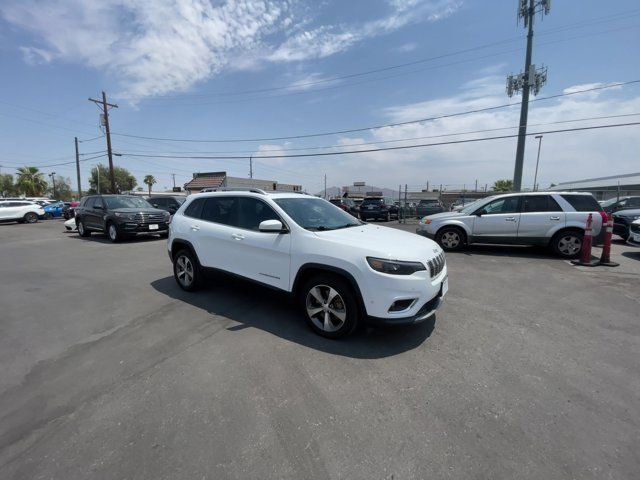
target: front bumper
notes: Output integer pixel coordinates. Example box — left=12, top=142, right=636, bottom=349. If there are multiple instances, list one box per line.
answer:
left=612, top=222, right=629, bottom=238
left=119, top=221, right=169, bottom=233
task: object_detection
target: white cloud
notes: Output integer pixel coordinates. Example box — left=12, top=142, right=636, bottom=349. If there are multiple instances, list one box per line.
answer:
left=1, top=0, right=460, bottom=99
left=394, top=42, right=418, bottom=53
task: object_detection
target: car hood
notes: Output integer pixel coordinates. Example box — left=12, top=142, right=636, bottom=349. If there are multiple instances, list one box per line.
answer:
left=112, top=207, right=166, bottom=214
left=422, top=211, right=467, bottom=221
left=313, top=224, right=442, bottom=261
left=613, top=209, right=640, bottom=218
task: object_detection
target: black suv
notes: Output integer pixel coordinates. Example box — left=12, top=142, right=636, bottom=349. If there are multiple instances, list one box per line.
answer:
left=600, top=196, right=640, bottom=214
left=415, top=199, right=445, bottom=218
left=75, top=195, right=170, bottom=242
left=145, top=195, right=186, bottom=215
left=359, top=197, right=399, bottom=222
left=612, top=208, right=640, bottom=239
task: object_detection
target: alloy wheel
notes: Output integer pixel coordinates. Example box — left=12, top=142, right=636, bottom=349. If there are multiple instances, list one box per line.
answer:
left=558, top=235, right=581, bottom=256
left=176, top=255, right=194, bottom=288
left=305, top=285, right=347, bottom=333
left=441, top=231, right=460, bottom=249
left=108, top=224, right=118, bottom=241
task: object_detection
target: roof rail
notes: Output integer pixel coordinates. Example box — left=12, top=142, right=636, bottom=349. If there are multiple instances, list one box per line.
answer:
left=200, top=187, right=267, bottom=195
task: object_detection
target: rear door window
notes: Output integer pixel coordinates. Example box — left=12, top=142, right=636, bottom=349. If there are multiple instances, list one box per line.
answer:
left=183, top=198, right=205, bottom=219
left=561, top=194, right=602, bottom=212
left=521, top=195, right=562, bottom=212
left=201, top=197, right=238, bottom=226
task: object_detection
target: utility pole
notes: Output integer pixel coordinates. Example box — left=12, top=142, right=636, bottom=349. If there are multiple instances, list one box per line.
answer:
left=96, top=166, right=100, bottom=194
left=249, top=156, right=253, bottom=179
left=88, top=92, right=118, bottom=193
left=507, top=0, right=550, bottom=192
left=74, top=137, right=82, bottom=200
left=49, top=172, right=57, bottom=199
left=533, top=135, right=543, bottom=191
left=475, top=179, right=478, bottom=192
left=171, top=173, right=176, bottom=190
left=324, top=174, right=327, bottom=199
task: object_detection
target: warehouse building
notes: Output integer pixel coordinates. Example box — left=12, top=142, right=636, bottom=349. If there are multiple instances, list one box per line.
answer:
left=183, top=172, right=302, bottom=195
left=548, top=172, right=640, bottom=200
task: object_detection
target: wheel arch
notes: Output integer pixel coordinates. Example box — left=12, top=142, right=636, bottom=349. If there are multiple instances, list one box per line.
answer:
left=170, top=239, right=201, bottom=266
left=435, top=223, right=470, bottom=244
left=549, top=226, right=584, bottom=246
left=292, top=264, right=367, bottom=317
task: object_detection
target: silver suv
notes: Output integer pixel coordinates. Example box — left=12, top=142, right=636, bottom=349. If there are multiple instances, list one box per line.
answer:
left=416, top=192, right=604, bottom=258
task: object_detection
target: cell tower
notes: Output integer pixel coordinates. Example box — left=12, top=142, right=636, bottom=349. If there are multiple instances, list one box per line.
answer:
left=508, top=0, right=551, bottom=192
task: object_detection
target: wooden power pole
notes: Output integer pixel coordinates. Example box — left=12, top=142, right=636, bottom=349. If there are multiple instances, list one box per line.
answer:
left=74, top=137, right=82, bottom=200
left=88, top=92, right=118, bottom=193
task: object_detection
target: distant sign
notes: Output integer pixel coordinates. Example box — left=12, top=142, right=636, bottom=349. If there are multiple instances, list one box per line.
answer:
left=353, top=181, right=365, bottom=187
left=172, top=187, right=182, bottom=192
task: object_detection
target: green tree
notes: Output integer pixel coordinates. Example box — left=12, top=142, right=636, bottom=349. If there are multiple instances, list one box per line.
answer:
left=50, top=176, right=73, bottom=201
left=0, top=173, right=16, bottom=197
left=88, top=164, right=137, bottom=194
left=143, top=175, right=157, bottom=195
left=491, top=179, right=514, bottom=192
left=16, top=167, right=48, bottom=196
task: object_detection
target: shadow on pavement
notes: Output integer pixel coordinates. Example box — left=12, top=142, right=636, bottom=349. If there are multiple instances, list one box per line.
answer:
left=150, top=274, right=435, bottom=359
left=455, top=244, right=558, bottom=260
left=621, top=251, right=640, bottom=261
left=65, top=232, right=166, bottom=245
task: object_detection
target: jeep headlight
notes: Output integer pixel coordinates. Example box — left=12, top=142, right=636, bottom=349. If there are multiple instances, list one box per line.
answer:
left=366, top=257, right=426, bottom=275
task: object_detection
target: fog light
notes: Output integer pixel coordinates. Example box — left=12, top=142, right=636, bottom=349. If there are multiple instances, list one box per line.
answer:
left=389, top=299, right=416, bottom=312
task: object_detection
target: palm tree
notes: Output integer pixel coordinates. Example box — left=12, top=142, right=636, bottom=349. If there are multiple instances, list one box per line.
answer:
left=143, top=175, right=157, bottom=195
left=16, top=167, right=48, bottom=196
left=492, top=179, right=514, bottom=192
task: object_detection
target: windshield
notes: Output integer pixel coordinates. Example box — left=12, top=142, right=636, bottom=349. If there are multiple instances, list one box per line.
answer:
left=104, top=196, right=153, bottom=209
left=600, top=198, right=622, bottom=207
left=362, top=198, right=383, bottom=205
left=459, top=197, right=492, bottom=214
left=274, top=198, right=360, bottom=230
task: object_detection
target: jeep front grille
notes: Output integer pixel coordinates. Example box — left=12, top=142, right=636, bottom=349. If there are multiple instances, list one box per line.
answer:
left=428, top=252, right=446, bottom=278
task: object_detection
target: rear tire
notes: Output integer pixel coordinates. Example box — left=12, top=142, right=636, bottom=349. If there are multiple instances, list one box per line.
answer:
left=300, top=274, right=359, bottom=339
left=77, top=219, right=91, bottom=237
left=173, top=249, right=202, bottom=291
left=436, top=226, right=466, bottom=251
left=551, top=230, right=583, bottom=258
left=24, top=212, right=38, bottom=224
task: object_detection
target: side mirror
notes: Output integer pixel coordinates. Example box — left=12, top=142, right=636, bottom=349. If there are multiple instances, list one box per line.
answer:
left=259, top=219, right=286, bottom=233
left=475, top=209, right=485, bottom=216
left=152, top=203, right=159, bottom=208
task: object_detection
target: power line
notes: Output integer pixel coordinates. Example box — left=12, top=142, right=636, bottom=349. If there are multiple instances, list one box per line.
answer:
left=112, top=113, right=640, bottom=156
left=16, top=153, right=108, bottom=169
left=112, top=80, right=640, bottom=144
left=117, top=121, right=640, bottom=160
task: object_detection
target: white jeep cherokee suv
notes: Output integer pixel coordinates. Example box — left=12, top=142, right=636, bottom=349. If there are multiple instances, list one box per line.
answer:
left=416, top=192, right=605, bottom=258
left=168, top=189, right=448, bottom=338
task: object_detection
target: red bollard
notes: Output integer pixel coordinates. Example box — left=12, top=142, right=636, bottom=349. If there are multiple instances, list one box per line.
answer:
left=572, top=213, right=599, bottom=266
left=599, top=213, right=620, bottom=267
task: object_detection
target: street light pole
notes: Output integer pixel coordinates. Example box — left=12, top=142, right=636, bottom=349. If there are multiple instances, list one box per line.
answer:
left=533, top=135, right=543, bottom=191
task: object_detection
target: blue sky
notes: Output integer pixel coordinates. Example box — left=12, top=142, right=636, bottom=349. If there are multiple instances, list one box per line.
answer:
left=1, top=0, right=639, bottom=194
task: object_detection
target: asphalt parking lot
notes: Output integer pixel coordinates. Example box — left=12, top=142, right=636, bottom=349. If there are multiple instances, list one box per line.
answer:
left=1, top=219, right=639, bottom=480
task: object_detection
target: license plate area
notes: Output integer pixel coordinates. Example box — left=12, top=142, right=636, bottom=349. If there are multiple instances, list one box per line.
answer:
left=149, top=224, right=159, bottom=230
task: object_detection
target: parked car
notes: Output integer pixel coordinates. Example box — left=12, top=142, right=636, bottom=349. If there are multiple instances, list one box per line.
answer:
left=416, top=192, right=604, bottom=258
left=627, top=219, right=640, bottom=247
left=612, top=208, right=640, bottom=240
left=145, top=195, right=186, bottom=215
left=359, top=196, right=399, bottom=222
left=62, top=201, right=80, bottom=219
left=329, top=197, right=358, bottom=217
left=168, top=191, right=448, bottom=338
left=43, top=201, right=66, bottom=219
left=415, top=199, right=445, bottom=217
left=64, top=217, right=77, bottom=231
left=0, top=200, right=45, bottom=224
left=75, top=194, right=171, bottom=242
left=600, top=196, right=640, bottom=214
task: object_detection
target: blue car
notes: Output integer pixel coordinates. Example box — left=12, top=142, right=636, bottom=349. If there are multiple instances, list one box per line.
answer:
left=43, top=202, right=66, bottom=219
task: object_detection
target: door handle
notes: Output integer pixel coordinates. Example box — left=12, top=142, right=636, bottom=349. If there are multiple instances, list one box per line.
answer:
left=549, top=216, right=560, bottom=221
left=505, top=217, right=516, bottom=222
left=190, top=225, right=200, bottom=231
left=232, top=233, right=245, bottom=240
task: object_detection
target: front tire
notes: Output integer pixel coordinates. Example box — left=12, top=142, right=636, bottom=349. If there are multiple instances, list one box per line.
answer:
left=300, top=274, right=359, bottom=339
left=77, top=219, right=91, bottom=237
left=173, top=249, right=202, bottom=291
left=24, top=212, right=38, bottom=224
left=551, top=230, right=583, bottom=258
left=437, top=226, right=466, bottom=251
left=107, top=222, right=121, bottom=243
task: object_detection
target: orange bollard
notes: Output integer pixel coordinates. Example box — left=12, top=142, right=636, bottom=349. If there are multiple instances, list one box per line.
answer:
left=572, top=213, right=599, bottom=266
left=599, top=213, right=620, bottom=267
